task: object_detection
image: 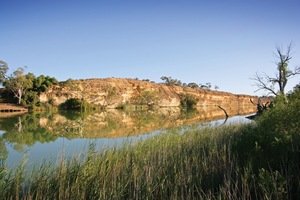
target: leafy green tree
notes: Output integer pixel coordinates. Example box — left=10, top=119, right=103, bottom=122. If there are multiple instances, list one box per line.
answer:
left=28, top=75, right=58, bottom=107
left=180, top=94, right=198, bottom=108
left=0, top=61, right=58, bottom=106
left=3, top=67, right=33, bottom=104
left=187, top=82, right=199, bottom=88
left=32, top=75, right=58, bottom=93
left=0, top=60, right=8, bottom=84
left=287, top=83, right=300, bottom=102
left=161, top=76, right=182, bottom=86
left=60, top=98, right=94, bottom=111
left=199, top=82, right=212, bottom=89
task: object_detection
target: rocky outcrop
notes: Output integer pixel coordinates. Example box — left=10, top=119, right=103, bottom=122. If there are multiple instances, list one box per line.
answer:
left=39, top=78, right=268, bottom=110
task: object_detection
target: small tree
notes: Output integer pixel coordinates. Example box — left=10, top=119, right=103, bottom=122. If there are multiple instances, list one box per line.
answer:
left=180, top=94, right=198, bottom=108
left=0, top=61, right=58, bottom=106
left=161, top=76, right=182, bottom=86
left=199, top=82, right=212, bottom=90
left=252, top=43, right=300, bottom=97
left=3, top=67, right=33, bottom=104
left=0, top=60, right=8, bottom=84
left=187, top=82, right=199, bottom=88
left=32, top=75, right=58, bottom=93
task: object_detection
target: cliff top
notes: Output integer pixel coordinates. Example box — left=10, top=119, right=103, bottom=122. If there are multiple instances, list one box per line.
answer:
left=62, top=77, right=257, bottom=97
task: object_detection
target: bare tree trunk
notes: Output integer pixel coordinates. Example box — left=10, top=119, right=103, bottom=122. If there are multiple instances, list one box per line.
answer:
left=16, top=89, right=22, bottom=104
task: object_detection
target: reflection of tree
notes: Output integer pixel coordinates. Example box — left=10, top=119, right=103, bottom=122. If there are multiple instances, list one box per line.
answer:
left=0, top=137, right=8, bottom=161
left=179, top=108, right=200, bottom=120
left=0, top=106, right=250, bottom=153
left=59, top=110, right=90, bottom=121
left=13, top=117, right=23, bottom=133
left=1, top=114, right=59, bottom=152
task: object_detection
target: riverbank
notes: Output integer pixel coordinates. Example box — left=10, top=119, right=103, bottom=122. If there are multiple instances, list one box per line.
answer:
left=0, top=103, right=28, bottom=117
left=1, top=97, right=299, bottom=199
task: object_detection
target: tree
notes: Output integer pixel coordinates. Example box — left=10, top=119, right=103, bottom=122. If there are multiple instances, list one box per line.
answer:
left=179, top=93, right=198, bottom=108
left=199, top=82, right=212, bottom=90
left=32, top=75, right=58, bottom=93
left=0, top=61, right=58, bottom=106
left=252, top=43, right=300, bottom=96
left=3, top=67, right=33, bottom=104
left=160, top=76, right=182, bottom=86
left=287, top=83, right=300, bottom=102
left=187, top=82, right=199, bottom=88
left=0, top=60, right=8, bottom=84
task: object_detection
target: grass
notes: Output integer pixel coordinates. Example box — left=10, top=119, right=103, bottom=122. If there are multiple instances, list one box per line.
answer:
left=1, top=99, right=300, bottom=199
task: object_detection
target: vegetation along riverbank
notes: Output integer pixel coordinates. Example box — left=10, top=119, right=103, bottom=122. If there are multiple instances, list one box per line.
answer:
left=0, top=84, right=299, bottom=199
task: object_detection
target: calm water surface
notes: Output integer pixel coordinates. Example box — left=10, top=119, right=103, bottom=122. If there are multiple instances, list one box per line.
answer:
left=0, top=107, right=254, bottom=169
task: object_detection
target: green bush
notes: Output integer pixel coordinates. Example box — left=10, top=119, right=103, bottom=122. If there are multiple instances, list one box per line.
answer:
left=231, top=96, right=300, bottom=198
left=60, top=98, right=95, bottom=110
left=61, top=98, right=82, bottom=109
left=180, top=94, right=198, bottom=108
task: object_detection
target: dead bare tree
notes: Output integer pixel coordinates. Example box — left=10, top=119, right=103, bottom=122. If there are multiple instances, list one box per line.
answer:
left=250, top=98, right=270, bottom=115
left=252, top=43, right=300, bottom=96
left=217, top=106, right=228, bottom=125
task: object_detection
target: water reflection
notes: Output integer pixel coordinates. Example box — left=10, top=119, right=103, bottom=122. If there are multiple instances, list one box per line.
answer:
left=0, top=105, right=256, bottom=168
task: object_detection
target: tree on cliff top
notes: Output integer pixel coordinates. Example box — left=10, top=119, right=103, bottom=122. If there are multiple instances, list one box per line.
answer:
left=161, top=76, right=182, bottom=86
left=252, top=43, right=300, bottom=97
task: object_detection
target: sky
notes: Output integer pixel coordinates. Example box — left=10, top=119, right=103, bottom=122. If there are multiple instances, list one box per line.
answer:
left=1, top=0, right=300, bottom=96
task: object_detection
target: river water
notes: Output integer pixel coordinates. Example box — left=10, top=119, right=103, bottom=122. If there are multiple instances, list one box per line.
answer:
left=0, top=106, right=255, bottom=169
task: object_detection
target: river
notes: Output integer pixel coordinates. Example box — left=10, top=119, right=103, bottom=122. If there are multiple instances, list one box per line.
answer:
left=0, top=106, right=255, bottom=169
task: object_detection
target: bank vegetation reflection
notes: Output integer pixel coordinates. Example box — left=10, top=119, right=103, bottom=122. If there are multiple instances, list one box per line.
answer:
left=0, top=105, right=256, bottom=153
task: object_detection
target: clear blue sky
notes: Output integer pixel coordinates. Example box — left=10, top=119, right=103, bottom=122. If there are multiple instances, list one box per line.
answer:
left=1, top=0, right=299, bottom=95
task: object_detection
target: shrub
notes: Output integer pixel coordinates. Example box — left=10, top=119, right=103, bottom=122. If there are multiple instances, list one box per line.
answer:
left=60, top=98, right=95, bottom=110
left=180, top=94, right=198, bottom=108
left=133, top=90, right=158, bottom=105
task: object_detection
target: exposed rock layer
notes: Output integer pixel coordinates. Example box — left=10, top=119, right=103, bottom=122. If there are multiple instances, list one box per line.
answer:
left=40, top=78, right=268, bottom=110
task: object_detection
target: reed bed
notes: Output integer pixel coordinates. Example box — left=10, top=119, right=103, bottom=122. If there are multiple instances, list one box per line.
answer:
left=1, top=100, right=300, bottom=199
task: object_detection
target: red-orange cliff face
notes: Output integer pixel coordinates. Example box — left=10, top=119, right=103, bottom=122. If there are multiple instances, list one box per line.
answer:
left=39, top=78, right=269, bottom=111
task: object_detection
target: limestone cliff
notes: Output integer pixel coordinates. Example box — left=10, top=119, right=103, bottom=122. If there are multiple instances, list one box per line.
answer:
left=39, top=78, right=267, bottom=109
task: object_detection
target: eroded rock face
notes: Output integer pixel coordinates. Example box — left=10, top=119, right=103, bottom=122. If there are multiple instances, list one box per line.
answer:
left=39, top=78, right=267, bottom=109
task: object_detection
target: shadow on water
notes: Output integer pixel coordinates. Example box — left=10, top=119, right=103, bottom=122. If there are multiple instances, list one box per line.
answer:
left=0, top=105, right=256, bottom=167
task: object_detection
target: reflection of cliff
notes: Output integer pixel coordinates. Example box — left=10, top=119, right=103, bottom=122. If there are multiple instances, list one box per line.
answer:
left=0, top=106, right=256, bottom=148
left=39, top=78, right=268, bottom=108
left=0, top=114, right=59, bottom=151
left=39, top=106, right=256, bottom=138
